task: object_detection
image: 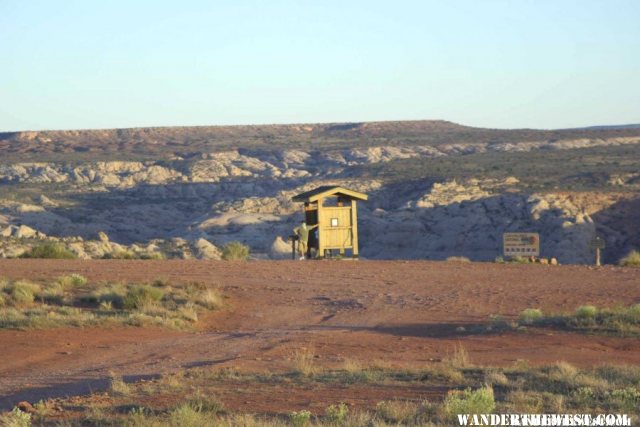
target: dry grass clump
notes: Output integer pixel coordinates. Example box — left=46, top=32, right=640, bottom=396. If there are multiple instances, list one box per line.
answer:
left=9, top=280, right=40, bottom=306
left=19, top=242, right=77, bottom=259
left=375, top=400, right=434, bottom=424
left=619, top=250, right=640, bottom=267
left=221, top=241, right=250, bottom=261
left=291, top=348, right=319, bottom=377
left=109, top=373, right=131, bottom=396
left=123, top=285, right=164, bottom=309
left=446, top=256, right=471, bottom=263
left=0, top=276, right=223, bottom=330
left=445, top=343, right=471, bottom=369
left=484, top=369, right=509, bottom=386
left=56, top=273, right=88, bottom=288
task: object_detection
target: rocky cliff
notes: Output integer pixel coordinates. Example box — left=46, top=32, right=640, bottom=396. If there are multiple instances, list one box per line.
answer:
left=1, top=123, right=639, bottom=263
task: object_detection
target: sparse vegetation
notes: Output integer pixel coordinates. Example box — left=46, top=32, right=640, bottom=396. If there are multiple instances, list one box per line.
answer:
left=19, top=242, right=77, bottom=259
left=102, top=250, right=165, bottom=260
left=6, top=362, right=638, bottom=425
left=517, top=304, right=640, bottom=336
left=56, top=273, right=88, bottom=288
left=619, top=250, right=640, bottom=267
left=221, top=241, right=250, bottom=261
left=0, top=276, right=223, bottom=329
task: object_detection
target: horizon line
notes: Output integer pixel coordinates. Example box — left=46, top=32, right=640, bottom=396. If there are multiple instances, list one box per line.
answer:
left=2, top=118, right=640, bottom=135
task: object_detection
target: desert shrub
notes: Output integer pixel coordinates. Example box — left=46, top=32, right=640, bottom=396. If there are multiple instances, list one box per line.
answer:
left=139, top=252, right=166, bottom=260
left=571, top=386, right=596, bottom=408
left=169, top=402, right=209, bottom=427
left=109, top=373, right=130, bottom=396
left=20, top=243, right=76, bottom=259
left=446, top=256, right=470, bottom=263
left=443, top=386, right=495, bottom=417
left=421, top=363, right=465, bottom=383
left=127, top=407, right=154, bottom=426
left=186, top=391, right=225, bottom=415
left=39, top=283, right=65, bottom=305
left=104, top=250, right=137, bottom=260
left=375, top=400, right=422, bottom=423
left=0, top=294, right=6, bottom=307
left=99, top=301, right=113, bottom=311
left=123, top=285, right=164, bottom=309
left=9, top=281, right=40, bottom=306
left=56, top=274, right=88, bottom=288
left=619, top=250, right=640, bottom=267
left=484, top=370, right=509, bottom=386
left=91, top=282, right=127, bottom=308
left=178, top=304, right=199, bottom=323
left=289, top=410, right=312, bottom=426
left=0, top=407, right=32, bottom=427
left=325, top=402, right=349, bottom=425
left=32, top=400, right=52, bottom=419
left=575, top=305, right=598, bottom=320
left=221, top=241, right=250, bottom=261
left=152, top=277, right=171, bottom=287
left=519, top=308, right=544, bottom=325
left=509, top=256, right=532, bottom=264
left=595, top=365, right=640, bottom=387
left=505, top=390, right=544, bottom=412
left=606, top=387, right=640, bottom=412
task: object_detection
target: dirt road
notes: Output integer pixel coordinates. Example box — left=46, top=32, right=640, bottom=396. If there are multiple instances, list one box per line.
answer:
left=1, top=260, right=639, bottom=409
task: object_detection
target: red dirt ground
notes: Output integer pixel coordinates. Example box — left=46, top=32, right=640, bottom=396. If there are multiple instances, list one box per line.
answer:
left=1, top=260, right=639, bottom=411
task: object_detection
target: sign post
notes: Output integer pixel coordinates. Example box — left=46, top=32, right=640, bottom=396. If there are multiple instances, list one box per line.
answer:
left=589, top=236, right=605, bottom=267
left=503, top=233, right=540, bottom=258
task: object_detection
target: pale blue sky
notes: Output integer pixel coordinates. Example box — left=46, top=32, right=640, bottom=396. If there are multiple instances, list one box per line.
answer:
left=1, top=0, right=639, bottom=131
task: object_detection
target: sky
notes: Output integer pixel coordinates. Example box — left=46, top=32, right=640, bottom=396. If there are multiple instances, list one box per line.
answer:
left=1, top=0, right=639, bottom=131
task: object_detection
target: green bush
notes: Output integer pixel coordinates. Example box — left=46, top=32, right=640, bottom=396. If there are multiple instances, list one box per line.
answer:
left=607, top=387, right=640, bottom=412
left=20, top=243, right=77, bottom=259
left=619, top=250, right=640, bottom=267
left=576, top=305, right=598, bottom=320
left=325, top=403, right=349, bottom=425
left=123, top=285, right=164, bottom=309
left=519, top=308, right=544, bottom=325
left=221, top=241, right=250, bottom=261
left=289, top=410, right=312, bottom=426
left=443, top=386, right=495, bottom=417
